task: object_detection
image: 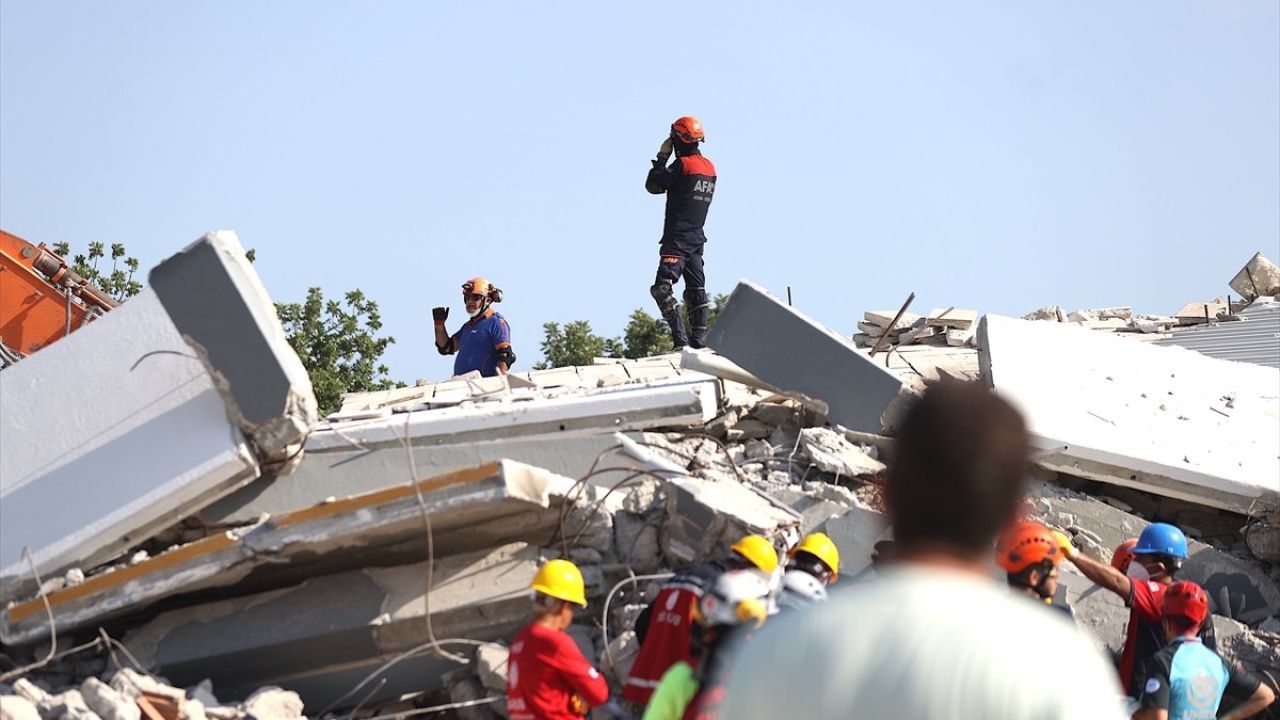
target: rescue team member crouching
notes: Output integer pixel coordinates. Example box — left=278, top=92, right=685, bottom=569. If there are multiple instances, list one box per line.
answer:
left=1060, top=522, right=1216, bottom=699
left=622, top=535, right=778, bottom=709
left=995, top=521, right=1074, bottom=620
left=506, top=559, right=608, bottom=720
left=433, top=277, right=514, bottom=377
left=646, top=116, right=716, bottom=351
left=776, top=532, right=840, bottom=612
left=643, top=569, right=772, bottom=720
left=1134, top=580, right=1274, bottom=720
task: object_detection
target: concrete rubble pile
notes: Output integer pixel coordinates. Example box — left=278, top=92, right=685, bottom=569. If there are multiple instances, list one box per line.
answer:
left=3, top=242, right=1279, bottom=718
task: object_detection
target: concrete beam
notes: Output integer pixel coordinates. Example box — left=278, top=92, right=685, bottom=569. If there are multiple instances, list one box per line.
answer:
left=149, top=231, right=317, bottom=461
left=203, top=431, right=645, bottom=525
left=2, top=461, right=578, bottom=646
left=121, top=543, right=540, bottom=712
left=705, top=281, right=914, bottom=434
left=979, top=314, right=1280, bottom=514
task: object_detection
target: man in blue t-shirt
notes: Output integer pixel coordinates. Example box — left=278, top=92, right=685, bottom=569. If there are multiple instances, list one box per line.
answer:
left=1134, top=580, right=1273, bottom=720
left=433, top=277, right=515, bottom=377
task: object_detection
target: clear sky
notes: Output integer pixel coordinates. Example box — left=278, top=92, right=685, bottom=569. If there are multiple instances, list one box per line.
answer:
left=3, top=2, right=1277, bottom=382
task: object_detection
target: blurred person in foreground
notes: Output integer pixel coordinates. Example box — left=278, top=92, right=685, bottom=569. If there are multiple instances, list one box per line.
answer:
left=719, top=381, right=1126, bottom=719
left=1133, top=580, right=1273, bottom=720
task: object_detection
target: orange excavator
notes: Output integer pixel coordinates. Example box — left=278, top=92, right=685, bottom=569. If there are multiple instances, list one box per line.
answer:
left=0, top=229, right=119, bottom=366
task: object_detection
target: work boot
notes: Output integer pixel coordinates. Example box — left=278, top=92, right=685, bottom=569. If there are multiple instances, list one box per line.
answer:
left=663, top=309, right=689, bottom=349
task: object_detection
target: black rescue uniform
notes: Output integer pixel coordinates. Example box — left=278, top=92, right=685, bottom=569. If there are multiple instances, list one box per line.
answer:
left=646, top=149, right=717, bottom=349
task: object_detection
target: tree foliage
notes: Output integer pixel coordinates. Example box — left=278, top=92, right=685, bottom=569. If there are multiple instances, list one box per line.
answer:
left=275, top=287, right=403, bottom=415
left=52, top=241, right=142, bottom=301
left=534, top=293, right=731, bottom=369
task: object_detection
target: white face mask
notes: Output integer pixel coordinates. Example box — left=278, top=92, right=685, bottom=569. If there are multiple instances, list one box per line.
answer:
left=1126, top=561, right=1150, bottom=582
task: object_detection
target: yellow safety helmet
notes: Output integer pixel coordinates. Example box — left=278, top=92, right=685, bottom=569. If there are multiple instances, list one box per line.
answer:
left=791, top=532, right=841, bottom=581
left=730, top=534, right=779, bottom=574
left=531, top=559, right=587, bottom=607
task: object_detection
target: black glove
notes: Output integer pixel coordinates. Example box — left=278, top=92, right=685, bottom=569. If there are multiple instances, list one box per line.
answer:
left=432, top=306, right=449, bottom=324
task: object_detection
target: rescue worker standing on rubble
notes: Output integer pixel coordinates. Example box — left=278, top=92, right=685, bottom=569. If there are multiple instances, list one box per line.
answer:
left=1059, top=521, right=1217, bottom=699
left=433, top=277, right=514, bottom=377
left=1134, top=580, right=1274, bottom=720
left=643, top=569, right=772, bottom=720
left=646, top=116, right=716, bottom=351
left=621, top=535, right=777, bottom=713
left=506, top=559, right=609, bottom=720
left=995, top=521, right=1074, bottom=620
left=776, top=532, right=840, bottom=611
left=719, top=381, right=1127, bottom=719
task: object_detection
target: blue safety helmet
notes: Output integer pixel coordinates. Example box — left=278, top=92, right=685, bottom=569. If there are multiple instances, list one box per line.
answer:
left=1134, top=523, right=1188, bottom=559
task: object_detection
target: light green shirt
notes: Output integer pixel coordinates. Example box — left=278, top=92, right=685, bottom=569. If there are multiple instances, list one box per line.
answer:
left=641, top=660, right=698, bottom=720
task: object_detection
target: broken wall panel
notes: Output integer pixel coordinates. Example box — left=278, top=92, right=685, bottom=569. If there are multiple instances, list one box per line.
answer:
left=0, top=232, right=316, bottom=603
left=121, top=543, right=540, bottom=711
left=979, top=314, right=1280, bottom=514
left=661, top=475, right=801, bottom=565
left=704, top=281, right=913, bottom=434
left=1, top=461, right=578, bottom=646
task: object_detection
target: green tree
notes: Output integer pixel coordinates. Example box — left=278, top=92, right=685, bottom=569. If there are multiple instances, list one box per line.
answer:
left=620, top=308, right=673, bottom=359
left=52, top=241, right=142, bottom=301
left=275, top=288, right=403, bottom=415
left=534, top=320, right=617, bottom=369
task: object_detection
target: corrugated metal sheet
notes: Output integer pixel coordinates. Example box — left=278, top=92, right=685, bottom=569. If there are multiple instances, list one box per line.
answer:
left=1156, top=298, right=1280, bottom=368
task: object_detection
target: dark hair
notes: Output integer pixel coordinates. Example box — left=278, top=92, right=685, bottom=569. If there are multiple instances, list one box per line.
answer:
left=1166, top=615, right=1200, bottom=634
left=889, top=381, right=1029, bottom=556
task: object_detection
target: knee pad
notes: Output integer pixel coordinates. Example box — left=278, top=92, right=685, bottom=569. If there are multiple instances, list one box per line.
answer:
left=650, top=282, right=679, bottom=312
left=682, top=286, right=709, bottom=310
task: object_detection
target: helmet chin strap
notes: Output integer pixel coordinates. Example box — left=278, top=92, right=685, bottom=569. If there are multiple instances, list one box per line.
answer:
left=467, top=300, right=489, bottom=318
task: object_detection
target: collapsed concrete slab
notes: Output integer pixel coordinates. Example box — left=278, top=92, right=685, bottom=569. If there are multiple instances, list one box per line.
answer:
left=979, top=314, right=1280, bottom=515
left=203, top=379, right=714, bottom=524
left=1229, top=252, right=1280, bottom=302
left=1, top=460, right=578, bottom=646
left=121, top=543, right=540, bottom=712
left=705, top=281, right=915, bottom=434
left=0, top=232, right=316, bottom=602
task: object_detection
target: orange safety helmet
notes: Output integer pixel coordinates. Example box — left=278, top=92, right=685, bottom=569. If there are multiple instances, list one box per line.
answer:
left=1162, top=580, right=1209, bottom=626
left=995, top=521, right=1063, bottom=574
left=461, top=277, right=502, bottom=303
left=671, top=116, right=705, bottom=144
left=1111, top=538, right=1139, bottom=571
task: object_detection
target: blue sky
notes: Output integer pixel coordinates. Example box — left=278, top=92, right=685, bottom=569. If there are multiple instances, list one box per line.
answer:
left=2, top=2, right=1277, bottom=382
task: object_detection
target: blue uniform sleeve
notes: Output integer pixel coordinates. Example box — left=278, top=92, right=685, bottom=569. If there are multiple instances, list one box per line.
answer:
left=493, top=318, right=512, bottom=350
left=1138, top=647, right=1174, bottom=712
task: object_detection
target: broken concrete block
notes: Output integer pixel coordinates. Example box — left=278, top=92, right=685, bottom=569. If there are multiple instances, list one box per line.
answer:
left=925, top=307, right=977, bottom=329
left=855, top=321, right=886, bottom=337
left=614, top=512, right=662, bottom=574
left=1, top=696, right=41, bottom=720
left=816, top=505, right=891, bottom=579
left=1229, top=252, right=1280, bottom=302
left=661, top=475, right=799, bottom=565
left=79, top=680, right=139, bottom=720
left=979, top=314, right=1280, bottom=515
left=898, top=325, right=943, bottom=346
left=12, top=681, right=51, bottom=708
left=749, top=401, right=799, bottom=429
left=240, top=689, right=301, bottom=720
left=1022, top=305, right=1066, bottom=322
left=474, top=643, right=509, bottom=693
left=945, top=326, right=975, bottom=347
left=1245, top=522, right=1280, bottom=563
left=864, top=310, right=921, bottom=332
left=1092, top=306, right=1133, bottom=321
left=121, top=543, right=541, bottom=711
left=1174, top=297, right=1229, bottom=324
left=705, top=281, right=914, bottom=435
left=797, top=428, right=885, bottom=478
left=183, top=684, right=217, bottom=711
left=41, top=691, right=99, bottom=720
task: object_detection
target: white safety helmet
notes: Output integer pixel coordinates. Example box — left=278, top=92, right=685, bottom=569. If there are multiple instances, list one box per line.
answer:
left=695, top=569, right=771, bottom=628
left=775, top=569, right=828, bottom=612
